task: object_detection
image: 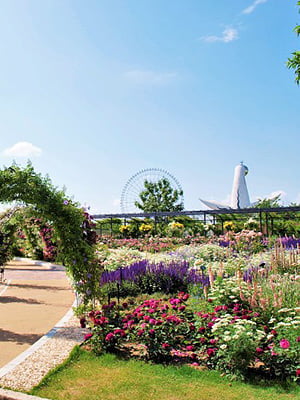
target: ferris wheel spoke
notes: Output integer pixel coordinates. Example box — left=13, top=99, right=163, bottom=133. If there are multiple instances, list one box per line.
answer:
left=121, top=168, right=184, bottom=213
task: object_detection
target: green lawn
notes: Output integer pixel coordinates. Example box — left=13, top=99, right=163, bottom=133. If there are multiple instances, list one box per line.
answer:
left=30, top=347, right=299, bottom=400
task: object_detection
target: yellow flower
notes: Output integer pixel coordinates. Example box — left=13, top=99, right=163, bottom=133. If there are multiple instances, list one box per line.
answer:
left=119, top=225, right=130, bottom=233
left=139, top=223, right=152, bottom=233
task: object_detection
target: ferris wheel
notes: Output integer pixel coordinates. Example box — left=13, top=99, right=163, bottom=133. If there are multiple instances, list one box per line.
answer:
left=120, top=168, right=184, bottom=214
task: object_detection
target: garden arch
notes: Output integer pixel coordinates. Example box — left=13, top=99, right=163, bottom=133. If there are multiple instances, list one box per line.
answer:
left=0, top=163, right=97, bottom=299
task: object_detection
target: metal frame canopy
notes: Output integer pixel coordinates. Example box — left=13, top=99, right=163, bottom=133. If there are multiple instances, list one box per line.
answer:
left=93, top=205, right=300, bottom=219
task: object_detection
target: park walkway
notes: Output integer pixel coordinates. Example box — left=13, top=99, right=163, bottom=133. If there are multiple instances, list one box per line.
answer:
left=0, top=259, right=75, bottom=369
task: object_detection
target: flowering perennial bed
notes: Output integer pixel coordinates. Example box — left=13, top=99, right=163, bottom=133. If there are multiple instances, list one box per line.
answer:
left=77, top=231, right=300, bottom=383
left=81, top=292, right=300, bottom=382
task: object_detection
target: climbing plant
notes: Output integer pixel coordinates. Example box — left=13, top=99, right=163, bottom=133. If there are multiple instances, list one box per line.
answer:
left=0, top=163, right=99, bottom=301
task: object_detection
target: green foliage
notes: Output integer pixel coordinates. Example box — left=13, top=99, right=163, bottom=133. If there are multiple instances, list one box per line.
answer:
left=135, top=178, right=184, bottom=212
left=96, top=218, right=122, bottom=236
left=0, top=163, right=97, bottom=300
left=0, top=231, right=13, bottom=265
left=287, top=1, right=300, bottom=85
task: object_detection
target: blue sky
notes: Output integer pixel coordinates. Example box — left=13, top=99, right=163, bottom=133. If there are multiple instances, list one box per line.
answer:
left=0, top=0, right=299, bottom=214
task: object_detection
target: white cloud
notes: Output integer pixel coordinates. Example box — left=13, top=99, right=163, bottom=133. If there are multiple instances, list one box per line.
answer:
left=124, top=69, right=177, bottom=85
left=3, top=141, right=42, bottom=157
left=202, top=27, right=239, bottom=43
left=242, top=0, right=268, bottom=15
left=254, top=190, right=287, bottom=203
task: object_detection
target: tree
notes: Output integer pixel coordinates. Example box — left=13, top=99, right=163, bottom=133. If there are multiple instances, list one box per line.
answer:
left=135, top=178, right=184, bottom=212
left=287, top=1, right=300, bottom=85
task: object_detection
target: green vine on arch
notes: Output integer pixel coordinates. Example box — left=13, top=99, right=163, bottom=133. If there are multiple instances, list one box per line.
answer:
left=0, top=163, right=98, bottom=301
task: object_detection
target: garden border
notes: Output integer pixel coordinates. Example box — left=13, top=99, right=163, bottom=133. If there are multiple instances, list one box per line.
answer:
left=0, top=388, right=51, bottom=400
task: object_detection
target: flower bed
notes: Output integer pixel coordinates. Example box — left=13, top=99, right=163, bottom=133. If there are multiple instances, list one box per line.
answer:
left=81, top=292, right=300, bottom=382
left=77, top=232, right=300, bottom=383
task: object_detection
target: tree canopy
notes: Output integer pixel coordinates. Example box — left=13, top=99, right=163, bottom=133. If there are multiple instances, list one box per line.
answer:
left=135, top=178, right=184, bottom=213
left=287, top=1, right=300, bottom=85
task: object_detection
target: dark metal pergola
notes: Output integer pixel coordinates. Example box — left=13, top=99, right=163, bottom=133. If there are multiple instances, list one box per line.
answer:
left=92, top=206, right=300, bottom=237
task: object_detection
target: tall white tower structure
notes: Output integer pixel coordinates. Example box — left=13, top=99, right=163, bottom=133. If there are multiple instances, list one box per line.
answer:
left=200, top=162, right=251, bottom=210
left=230, top=162, right=251, bottom=209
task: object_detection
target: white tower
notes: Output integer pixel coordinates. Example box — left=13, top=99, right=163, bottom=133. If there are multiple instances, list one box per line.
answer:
left=200, top=162, right=251, bottom=210
left=230, top=162, right=250, bottom=209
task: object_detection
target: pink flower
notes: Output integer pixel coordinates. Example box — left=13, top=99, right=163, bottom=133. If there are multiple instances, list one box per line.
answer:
left=84, top=333, right=92, bottom=341
left=113, top=329, right=126, bottom=337
left=256, top=347, right=264, bottom=354
left=162, top=343, right=170, bottom=349
left=296, top=369, right=300, bottom=377
left=279, top=339, right=290, bottom=349
left=214, top=306, right=222, bottom=312
left=170, top=298, right=181, bottom=305
left=149, top=329, right=155, bottom=336
left=296, top=336, right=300, bottom=343
left=149, top=318, right=156, bottom=325
left=105, top=332, right=115, bottom=341
left=186, top=345, right=194, bottom=351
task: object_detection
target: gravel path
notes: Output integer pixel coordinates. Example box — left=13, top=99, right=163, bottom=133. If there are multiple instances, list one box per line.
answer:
left=0, top=314, right=87, bottom=391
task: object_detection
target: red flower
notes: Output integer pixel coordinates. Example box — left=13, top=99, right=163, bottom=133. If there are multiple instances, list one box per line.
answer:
left=79, top=317, right=86, bottom=328
left=296, top=369, right=300, bottom=377
left=149, top=329, right=155, bottom=336
left=206, top=348, right=216, bottom=357
left=162, top=343, right=170, bottom=349
left=256, top=347, right=264, bottom=354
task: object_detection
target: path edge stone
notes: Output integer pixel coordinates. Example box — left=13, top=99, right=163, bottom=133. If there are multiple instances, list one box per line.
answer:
left=0, top=388, right=52, bottom=400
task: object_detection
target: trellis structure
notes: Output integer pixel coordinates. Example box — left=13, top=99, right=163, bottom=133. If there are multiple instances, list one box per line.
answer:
left=93, top=206, right=300, bottom=237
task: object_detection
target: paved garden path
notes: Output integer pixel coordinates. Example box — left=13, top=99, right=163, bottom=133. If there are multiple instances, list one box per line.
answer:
left=0, top=259, right=75, bottom=369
